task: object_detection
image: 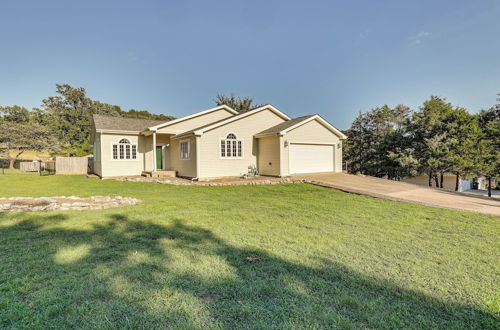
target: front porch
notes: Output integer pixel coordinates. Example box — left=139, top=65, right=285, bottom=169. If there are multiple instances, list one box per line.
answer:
left=141, top=130, right=197, bottom=179
left=142, top=131, right=174, bottom=173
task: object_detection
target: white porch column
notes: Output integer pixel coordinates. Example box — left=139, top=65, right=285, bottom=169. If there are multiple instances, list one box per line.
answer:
left=152, top=132, right=157, bottom=171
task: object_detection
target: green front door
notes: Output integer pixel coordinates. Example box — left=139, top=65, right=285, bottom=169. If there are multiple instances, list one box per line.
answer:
left=156, top=146, right=163, bottom=170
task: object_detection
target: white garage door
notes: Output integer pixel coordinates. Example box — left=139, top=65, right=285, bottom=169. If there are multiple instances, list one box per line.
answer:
left=289, top=143, right=334, bottom=174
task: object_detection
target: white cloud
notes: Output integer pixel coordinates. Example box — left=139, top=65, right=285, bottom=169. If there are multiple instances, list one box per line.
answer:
left=417, top=31, right=431, bottom=38
left=411, top=31, right=431, bottom=45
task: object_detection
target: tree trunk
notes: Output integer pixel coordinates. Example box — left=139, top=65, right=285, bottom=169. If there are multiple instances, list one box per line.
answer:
left=434, top=175, right=439, bottom=188
left=428, top=172, right=432, bottom=187
left=440, top=173, right=444, bottom=188
left=9, top=151, right=24, bottom=169
left=455, top=172, right=460, bottom=191
left=488, top=176, right=492, bottom=198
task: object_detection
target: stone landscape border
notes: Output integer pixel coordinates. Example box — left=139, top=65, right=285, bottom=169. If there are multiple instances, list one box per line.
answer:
left=114, top=176, right=307, bottom=186
left=0, top=196, right=141, bottom=212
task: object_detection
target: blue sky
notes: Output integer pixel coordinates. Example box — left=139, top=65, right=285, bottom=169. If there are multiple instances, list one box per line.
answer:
left=0, top=0, right=499, bottom=129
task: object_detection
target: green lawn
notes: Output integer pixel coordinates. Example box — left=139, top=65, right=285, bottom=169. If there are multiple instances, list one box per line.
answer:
left=0, top=171, right=498, bottom=329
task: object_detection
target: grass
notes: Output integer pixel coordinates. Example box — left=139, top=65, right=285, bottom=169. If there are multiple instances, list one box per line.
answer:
left=0, top=170, right=498, bottom=329
left=8, top=150, right=52, bottom=161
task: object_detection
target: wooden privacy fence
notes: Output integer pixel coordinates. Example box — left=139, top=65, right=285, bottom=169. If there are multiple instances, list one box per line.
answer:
left=20, top=161, right=41, bottom=172
left=55, top=156, right=93, bottom=175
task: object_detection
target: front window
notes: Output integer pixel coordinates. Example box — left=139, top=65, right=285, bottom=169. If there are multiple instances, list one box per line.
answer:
left=180, top=140, right=190, bottom=160
left=112, top=138, right=137, bottom=160
left=220, top=133, right=243, bottom=158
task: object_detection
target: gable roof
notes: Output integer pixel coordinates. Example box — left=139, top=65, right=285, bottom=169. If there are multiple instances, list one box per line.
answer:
left=172, top=104, right=291, bottom=139
left=255, top=114, right=347, bottom=139
left=145, top=105, right=238, bottom=131
left=255, top=115, right=315, bottom=136
left=92, top=114, right=167, bottom=133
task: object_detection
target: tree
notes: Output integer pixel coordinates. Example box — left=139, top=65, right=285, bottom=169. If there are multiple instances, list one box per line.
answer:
left=445, top=109, right=483, bottom=191
left=477, top=99, right=500, bottom=197
left=40, top=84, right=100, bottom=155
left=214, top=93, right=263, bottom=113
left=0, top=105, right=31, bottom=123
left=343, top=105, right=414, bottom=180
left=120, top=109, right=173, bottom=121
left=0, top=121, right=59, bottom=168
left=40, top=84, right=174, bottom=156
left=411, top=96, right=456, bottom=187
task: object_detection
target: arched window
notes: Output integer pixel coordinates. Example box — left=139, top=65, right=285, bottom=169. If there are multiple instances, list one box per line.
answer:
left=220, top=133, right=242, bottom=158
left=112, top=138, right=137, bottom=160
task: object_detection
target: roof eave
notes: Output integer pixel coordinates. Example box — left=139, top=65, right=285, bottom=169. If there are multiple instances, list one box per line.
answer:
left=171, top=132, right=201, bottom=140
left=193, top=104, right=291, bottom=136
left=146, top=105, right=238, bottom=131
left=96, top=129, right=142, bottom=134
left=254, top=132, right=281, bottom=138
left=281, top=115, right=347, bottom=139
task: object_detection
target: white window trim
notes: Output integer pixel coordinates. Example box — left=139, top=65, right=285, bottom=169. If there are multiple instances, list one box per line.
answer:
left=180, top=139, right=190, bottom=160
left=219, top=132, right=244, bottom=159
left=110, top=138, right=138, bottom=161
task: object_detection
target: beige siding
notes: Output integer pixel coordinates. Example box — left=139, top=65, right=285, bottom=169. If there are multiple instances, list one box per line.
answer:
left=257, top=136, right=280, bottom=176
left=142, top=135, right=153, bottom=172
left=282, top=119, right=342, bottom=176
left=198, top=109, right=286, bottom=179
left=156, top=109, right=234, bottom=134
left=169, top=136, right=197, bottom=177
left=93, top=133, right=102, bottom=177
left=100, top=133, right=145, bottom=177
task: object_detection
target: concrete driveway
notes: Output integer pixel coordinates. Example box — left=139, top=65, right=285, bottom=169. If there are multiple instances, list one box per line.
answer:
left=293, top=173, right=500, bottom=217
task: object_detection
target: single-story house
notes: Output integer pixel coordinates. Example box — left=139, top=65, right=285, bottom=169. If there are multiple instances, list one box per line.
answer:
left=91, top=104, right=346, bottom=179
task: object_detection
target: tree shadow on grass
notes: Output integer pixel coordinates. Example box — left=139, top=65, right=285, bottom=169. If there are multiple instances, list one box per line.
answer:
left=0, top=212, right=496, bottom=329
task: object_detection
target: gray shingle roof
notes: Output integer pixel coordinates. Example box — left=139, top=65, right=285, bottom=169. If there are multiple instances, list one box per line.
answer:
left=92, top=114, right=168, bottom=132
left=256, top=115, right=316, bottom=136
left=173, top=111, right=249, bottom=138
left=174, top=105, right=292, bottom=138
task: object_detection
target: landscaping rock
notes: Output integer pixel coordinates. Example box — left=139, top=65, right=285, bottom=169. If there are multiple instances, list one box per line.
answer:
left=113, top=175, right=306, bottom=187
left=0, top=196, right=141, bottom=213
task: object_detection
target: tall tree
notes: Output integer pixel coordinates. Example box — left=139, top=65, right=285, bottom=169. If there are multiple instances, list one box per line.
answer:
left=0, top=105, right=31, bottom=123
left=0, top=121, right=59, bottom=168
left=445, top=109, right=483, bottom=191
left=40, top=84, right=174, bottom=156
left=343, top=104, right=414, bottom=180
left=120, top=109, right=173, bottom=121
left=411, top=96, right=456, bottom=187
left=214, top=93, right=262, bottom=113
left=477, top=98, right=500, bottom=197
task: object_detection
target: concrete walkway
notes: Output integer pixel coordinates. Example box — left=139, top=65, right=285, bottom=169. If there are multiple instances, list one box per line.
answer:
left=293, top=173, right=500, bottom=217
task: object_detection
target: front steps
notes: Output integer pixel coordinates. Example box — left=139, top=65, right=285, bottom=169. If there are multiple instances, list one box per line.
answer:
left=141, top=170, right=177, bottom=178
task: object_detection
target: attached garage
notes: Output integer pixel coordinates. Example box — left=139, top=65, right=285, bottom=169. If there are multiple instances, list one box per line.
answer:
left=255, top=114, right=347, bottom=177
left=289, top=143, right=335, bottom=174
